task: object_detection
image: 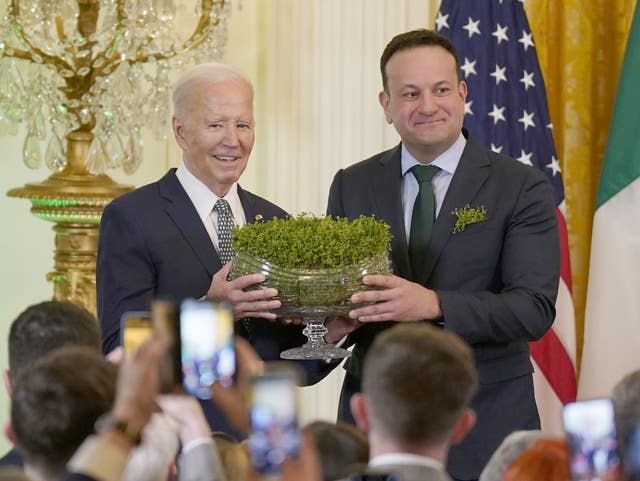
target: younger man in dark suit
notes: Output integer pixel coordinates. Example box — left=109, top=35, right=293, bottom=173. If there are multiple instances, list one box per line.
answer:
left=324, top=29, right=560, bottom=480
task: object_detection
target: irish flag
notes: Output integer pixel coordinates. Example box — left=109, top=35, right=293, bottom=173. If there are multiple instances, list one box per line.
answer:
left=579, top=4, right=640, bottom=399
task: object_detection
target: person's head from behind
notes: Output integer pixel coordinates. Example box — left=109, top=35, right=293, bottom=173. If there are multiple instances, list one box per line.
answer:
left=350, top=323, right=477, bottom=456
left=172, top=62, right=255, bottom=197
left=503, top=438, right=570, bottom=481
left=305, top=421, right=369, bottom=481
left=612, top=370, right=640, bottom=481
left=478, top=430, right=544, bottom=481
left=7, top=300, right=100, bottom=389
left=378, top=29, right=467, bottom=164
left=11, top=346, right=117, bottom=481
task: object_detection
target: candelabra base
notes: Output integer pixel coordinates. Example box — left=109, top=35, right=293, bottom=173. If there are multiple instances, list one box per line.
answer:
left=8, top=168, right=132, bottom=315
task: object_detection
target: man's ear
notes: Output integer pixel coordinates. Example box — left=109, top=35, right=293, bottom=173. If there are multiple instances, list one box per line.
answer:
left=378, top=90, right=393, bottom=125
left=172, top=116, right=188, bottom=151
left=3, top=369, right=12, bottom=395
left=450, top=408, right=476, bottom=445
left=350, top=393, right=371, bottom=433
left=458, top=80, right=468, bottom=102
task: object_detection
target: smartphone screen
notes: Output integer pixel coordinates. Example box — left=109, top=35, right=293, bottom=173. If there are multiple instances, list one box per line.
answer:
left=180, top=299, right=235, bottom=399
left=563, top=398, right=619, bottom=481
left=120, top=311, right=152, bottom=355
left=248, top=363, right=302, bottom=476
left=151, top=299, right=180, bottom=394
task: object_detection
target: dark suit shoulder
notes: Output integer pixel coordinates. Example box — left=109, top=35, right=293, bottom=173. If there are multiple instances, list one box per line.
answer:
left=104, top=170, right=174, bottom=213
left=238, top=187, right=288, bottom=220
left=337, top=145, right=400, bottom=177
left=466, top=136, right=549, bottom=184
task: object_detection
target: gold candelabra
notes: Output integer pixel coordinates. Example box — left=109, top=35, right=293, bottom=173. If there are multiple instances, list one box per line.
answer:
left=1, top=0, right=229, bottom=313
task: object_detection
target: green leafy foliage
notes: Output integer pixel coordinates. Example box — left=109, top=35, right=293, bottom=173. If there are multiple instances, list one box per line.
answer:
left=232, top=213, right=392, bottom=269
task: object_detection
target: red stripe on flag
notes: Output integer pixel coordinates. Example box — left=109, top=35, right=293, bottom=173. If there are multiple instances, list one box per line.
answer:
left=556, top=209, right=572, bottom=293
left=530, top=325, right=577, bottom=404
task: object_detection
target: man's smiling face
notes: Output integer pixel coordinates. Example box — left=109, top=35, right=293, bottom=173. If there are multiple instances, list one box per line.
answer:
left=173, top=78, right=255, bottom=197
left=379, top=45, right=467, bottom=164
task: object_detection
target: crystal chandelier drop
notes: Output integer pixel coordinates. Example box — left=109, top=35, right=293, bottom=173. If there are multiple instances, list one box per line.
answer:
left=0, top=0, right=230, bottom=175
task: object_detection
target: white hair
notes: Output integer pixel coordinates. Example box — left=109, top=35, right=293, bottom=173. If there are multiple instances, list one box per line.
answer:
left=478, top=430, right=544, bottom=481
left=172, top=62, right=253, bottom=120
left=121, top=413, right=180, bottom=481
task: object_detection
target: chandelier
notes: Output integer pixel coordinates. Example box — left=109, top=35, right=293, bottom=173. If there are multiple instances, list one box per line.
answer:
left=0, top=0, right=229, bottom=173
left=0, top=0, right=230, bottom=313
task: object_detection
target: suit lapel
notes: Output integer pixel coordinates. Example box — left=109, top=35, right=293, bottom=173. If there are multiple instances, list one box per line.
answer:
left=419, top=137, right=491, bottom=284
left=159, top=170, right=221, bottom=277
left=372, top=146, right=412, bottom=280
left=238, top=186, right=260, bottom=224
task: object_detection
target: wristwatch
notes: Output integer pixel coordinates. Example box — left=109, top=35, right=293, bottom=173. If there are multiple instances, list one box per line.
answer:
left=95, top=412, right=143, bottom=445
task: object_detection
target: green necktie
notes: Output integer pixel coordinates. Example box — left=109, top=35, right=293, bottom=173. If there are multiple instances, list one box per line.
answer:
left=409, top=164, right=440, bottom=276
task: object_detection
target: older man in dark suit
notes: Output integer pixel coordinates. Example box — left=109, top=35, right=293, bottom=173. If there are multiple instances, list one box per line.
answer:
left=96, top=63, right=307, bottom=433
left=324, top=29, right=560, bottom=481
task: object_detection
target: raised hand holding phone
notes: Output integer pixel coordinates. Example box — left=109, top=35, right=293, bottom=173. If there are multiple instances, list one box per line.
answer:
left=179, top=299, right=236, bottom=399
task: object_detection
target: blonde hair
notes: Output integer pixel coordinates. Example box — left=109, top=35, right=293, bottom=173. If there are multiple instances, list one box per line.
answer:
left=214, top=437, right=251, bottom=481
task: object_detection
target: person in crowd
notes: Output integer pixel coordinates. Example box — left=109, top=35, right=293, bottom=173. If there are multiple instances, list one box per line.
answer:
left=63, top=336, right=169, bottom=481
left=305, top=421, right=369, bottom=481
left=343, top=323, right=478, bottom=481
left=64, top=335, right=322, bottom=481
left=323, top=28, right=560, bottom=481
left=11, top=346, right=117, bottom=481
left=502, top=438, right=570, bottom=481
left=611, top=369, right=640, bottom=481
left=478, top=430, right=544, bottom=481
left=0, top=301, right=102, bottom=467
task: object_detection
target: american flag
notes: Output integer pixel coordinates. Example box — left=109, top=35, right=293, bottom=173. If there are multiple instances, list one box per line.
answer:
left=436, top=0, right=577, bottom=431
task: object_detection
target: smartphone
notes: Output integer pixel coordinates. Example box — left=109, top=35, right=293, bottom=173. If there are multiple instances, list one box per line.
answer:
left=179, top=298, right=235, bottom=399
left=120, top=311, right=152, bottom=355
left=563, top=398, right=619, bottom=481
left=248, top=363, right=302, bottom=477
left=151, top=299, right=181, bottom=394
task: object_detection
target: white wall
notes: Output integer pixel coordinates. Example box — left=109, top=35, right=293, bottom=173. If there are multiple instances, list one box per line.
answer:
left=0, top=0, right=438, bottom=454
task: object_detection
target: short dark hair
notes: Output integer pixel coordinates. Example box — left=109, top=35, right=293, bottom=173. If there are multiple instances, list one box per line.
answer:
left=8, top=301, right=101, bottom=378
left=11, top=346, right=117, bottom=478
left=380, top=28, right=461, bottom=93
left=362, top=323, right=477, bottom=446
left=305, top=421, right=369, bottom=481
